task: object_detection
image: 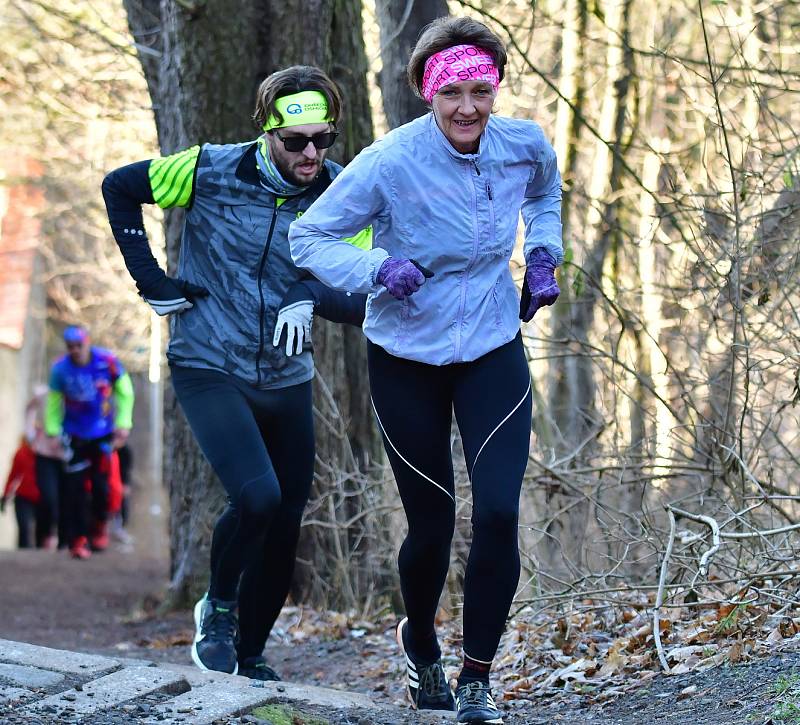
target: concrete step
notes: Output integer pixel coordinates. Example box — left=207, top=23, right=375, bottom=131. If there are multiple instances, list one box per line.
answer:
left=0, top=639, right=119, bottom=676
left=22, top=665, right=190, bottom=720
left=0, top=639, right=408, bottom=724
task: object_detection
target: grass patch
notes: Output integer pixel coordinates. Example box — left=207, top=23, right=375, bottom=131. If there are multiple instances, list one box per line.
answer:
left=250, top=704, right=330, bottom=725
left=768, top=672, right=800, bottom=724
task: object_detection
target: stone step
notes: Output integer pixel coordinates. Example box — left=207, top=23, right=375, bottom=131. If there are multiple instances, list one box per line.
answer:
left=0, top=662, right=65, bottom=688
left=145, top=680, right=274, bottom=724
left=0, top=639, right=416, bottom=724
left=0, top=639, right=119, bottom=676
left=22, top=665, right=190, bottom=720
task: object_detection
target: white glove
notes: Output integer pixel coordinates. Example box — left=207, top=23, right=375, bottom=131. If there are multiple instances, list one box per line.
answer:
left=272, top=301, right=314, bottom=356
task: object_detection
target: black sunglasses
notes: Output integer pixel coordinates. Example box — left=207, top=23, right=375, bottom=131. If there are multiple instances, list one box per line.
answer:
left=272, top=130, right=338, bottom=153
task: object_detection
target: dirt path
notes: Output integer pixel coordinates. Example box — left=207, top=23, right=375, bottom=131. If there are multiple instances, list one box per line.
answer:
left=1, top=545, right=799, bottom=724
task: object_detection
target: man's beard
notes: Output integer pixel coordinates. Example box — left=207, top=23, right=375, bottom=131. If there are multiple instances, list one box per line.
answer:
left=275, top=156, right=319, bottom=187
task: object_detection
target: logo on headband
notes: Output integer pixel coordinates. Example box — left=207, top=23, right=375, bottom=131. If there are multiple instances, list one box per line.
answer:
left=262, top=91, right=333, bottom=131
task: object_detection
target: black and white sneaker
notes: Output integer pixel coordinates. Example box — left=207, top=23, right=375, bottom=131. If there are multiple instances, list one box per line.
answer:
left=455, top=680, right=503, bottom=724
left=238, top=655, right=281, bottom=681
left=191, top=595, right=239, bottom=674
left=395, top=617, right=455, bottom=711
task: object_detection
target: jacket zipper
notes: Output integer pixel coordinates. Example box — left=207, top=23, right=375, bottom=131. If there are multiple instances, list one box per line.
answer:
left=255, top=204, right=280, bottom=385
left=487, top=181, right=495, bottom=242
left=454, top=160, right=482, bottom=361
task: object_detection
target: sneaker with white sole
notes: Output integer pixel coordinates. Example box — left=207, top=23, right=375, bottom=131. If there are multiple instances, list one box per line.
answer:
left=455, top=680, right=503, bottom=724
left=396, top=617, right=455, bottom=711
left=238, top=655, right=281, bottom=681
left=191, top=595, right=239, bottom=674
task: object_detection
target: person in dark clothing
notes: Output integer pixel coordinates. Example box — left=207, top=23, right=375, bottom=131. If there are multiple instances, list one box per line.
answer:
left=101, top=65, right=367, bottom=680
left=22, top=385, right=65, bottom=549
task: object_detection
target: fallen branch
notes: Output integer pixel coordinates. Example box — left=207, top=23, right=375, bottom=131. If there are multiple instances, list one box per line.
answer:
left=654, top=508, right=676, bottom=672
left=669, top=506, right=721, bottom=577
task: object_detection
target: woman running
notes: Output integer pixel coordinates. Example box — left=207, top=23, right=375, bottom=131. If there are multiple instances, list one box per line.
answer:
left=289, top=17, right=563, bottom=724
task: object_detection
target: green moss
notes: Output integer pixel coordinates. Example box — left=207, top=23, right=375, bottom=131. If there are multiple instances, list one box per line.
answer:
left=250, top=703, right=330, bottom=725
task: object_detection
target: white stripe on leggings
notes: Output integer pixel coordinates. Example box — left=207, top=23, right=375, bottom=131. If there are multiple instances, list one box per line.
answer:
left=469, top=380, right=532, bottom=480
left=371, top=397, right=455, bottom=504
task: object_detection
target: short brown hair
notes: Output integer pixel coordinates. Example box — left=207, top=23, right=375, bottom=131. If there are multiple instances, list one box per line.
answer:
left=253, top=65, right=343, bottom=130
left=407, top=17, right=507, bottom=101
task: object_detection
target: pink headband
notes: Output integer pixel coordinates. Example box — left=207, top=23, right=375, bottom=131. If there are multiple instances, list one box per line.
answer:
left=421, top=44, right=500, bottom=103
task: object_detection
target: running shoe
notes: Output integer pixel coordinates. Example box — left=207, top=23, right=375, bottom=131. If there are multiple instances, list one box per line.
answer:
left=69, top=536, right=91, bottom=560
left=191, top=595, right=239, bottom=674
left=90, top=520, right=109, bottom=551
left=396, top=617, right=455, bottom=711
left=238, top=655, right=281, bottom=681
left=455, top=680, right=503, bottom=724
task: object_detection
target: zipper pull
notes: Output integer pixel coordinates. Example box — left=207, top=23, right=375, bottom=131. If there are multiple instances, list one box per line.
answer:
left=486, top=183, right=493, bottom=200
left=472, top=160, right=481, bottom=176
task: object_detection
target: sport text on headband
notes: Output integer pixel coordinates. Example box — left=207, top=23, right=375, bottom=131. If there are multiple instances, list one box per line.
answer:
left=421, top=45, right=500, bottom=104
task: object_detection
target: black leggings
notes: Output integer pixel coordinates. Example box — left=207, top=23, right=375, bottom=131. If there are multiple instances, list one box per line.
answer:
left=14, top=498, right=37, bottom=549
left=170, top=366, right=315, bottom=661
left=368, top=333, right=532, bottom=664
left=64, top=437, right=111, bottom=544
left=35, top=455, right=61, bottom=543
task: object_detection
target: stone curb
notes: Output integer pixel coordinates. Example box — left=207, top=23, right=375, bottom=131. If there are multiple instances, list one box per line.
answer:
left=0, top=639, right=405, bottom=723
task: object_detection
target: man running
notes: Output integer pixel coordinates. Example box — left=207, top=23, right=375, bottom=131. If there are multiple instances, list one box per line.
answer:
left=45, top=325, right=135, bottom=559
left=101, top=65, right=366, bottom=679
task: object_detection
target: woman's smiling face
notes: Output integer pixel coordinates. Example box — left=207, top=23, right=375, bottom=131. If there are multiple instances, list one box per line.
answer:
left=431, top=80, right=496, bottom=154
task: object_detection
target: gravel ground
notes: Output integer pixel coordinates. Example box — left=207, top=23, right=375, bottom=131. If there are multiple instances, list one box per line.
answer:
left=2, top=548, right=799, bottom=724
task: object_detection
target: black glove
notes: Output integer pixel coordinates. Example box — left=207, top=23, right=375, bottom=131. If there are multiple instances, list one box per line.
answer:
left=138, top=276, right=209, bottom=316
left=410, top=259, right=434, bottom=279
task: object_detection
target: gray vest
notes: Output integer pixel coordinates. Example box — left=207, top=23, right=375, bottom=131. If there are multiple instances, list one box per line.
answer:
left=167, top=141, right=341, bottom=388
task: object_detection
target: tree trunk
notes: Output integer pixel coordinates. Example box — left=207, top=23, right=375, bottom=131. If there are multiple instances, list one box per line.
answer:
left=121, top=0, right=164, bottom=146
left=546, top=0, right=588, bottom=454
left=549, top=0, right=631, bottom=455
left=124, top=0, right=381, bottom=608
left=375, top=0, right=449, bottom=128
left=539, top=0, right=633, bottom=576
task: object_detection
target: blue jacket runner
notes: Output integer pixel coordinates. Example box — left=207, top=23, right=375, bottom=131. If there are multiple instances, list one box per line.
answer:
left=289, top=113, right=563, bottom=365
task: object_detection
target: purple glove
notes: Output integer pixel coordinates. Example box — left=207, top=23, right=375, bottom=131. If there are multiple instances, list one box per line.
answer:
left=519, top=248, right=560, bottom=322
left=376, top=257, right=433, bottom=300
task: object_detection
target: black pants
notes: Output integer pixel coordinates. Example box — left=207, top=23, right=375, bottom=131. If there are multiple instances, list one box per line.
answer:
left=64, top=437, right=112, bottom=544
left=34, top=455, right=61, bottom=544
left=368, top=333, right=532, bottom=664
left=170, top=365, right=315, bottom=662
left=14, top=498, right=38, bottom=549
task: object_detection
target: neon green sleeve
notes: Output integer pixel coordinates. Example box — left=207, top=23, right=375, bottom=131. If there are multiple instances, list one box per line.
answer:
left=148, top=145, right=201, bottom=208
left=113, top=373, right=135, bottom=430
left=44, top=391, right=65, bottom=437
left=296, top=206, right=373, bottom=250
left=343, top=225, right=373, bottom=250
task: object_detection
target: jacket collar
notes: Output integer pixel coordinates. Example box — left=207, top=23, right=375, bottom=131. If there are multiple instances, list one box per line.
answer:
left=234, top=141, right=333, bottom=195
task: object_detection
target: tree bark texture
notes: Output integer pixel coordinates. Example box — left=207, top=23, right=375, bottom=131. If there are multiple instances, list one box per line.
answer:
left=124, top=0, right=382, bottom=608
left=375, top=0, right=449, bottom=128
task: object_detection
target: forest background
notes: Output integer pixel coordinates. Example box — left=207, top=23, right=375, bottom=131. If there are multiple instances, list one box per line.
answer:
left=1, top=0, right=799, bottom=697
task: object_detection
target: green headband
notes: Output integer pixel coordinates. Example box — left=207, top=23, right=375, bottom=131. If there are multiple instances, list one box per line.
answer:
left=262, top=90, right=332, bottom=131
